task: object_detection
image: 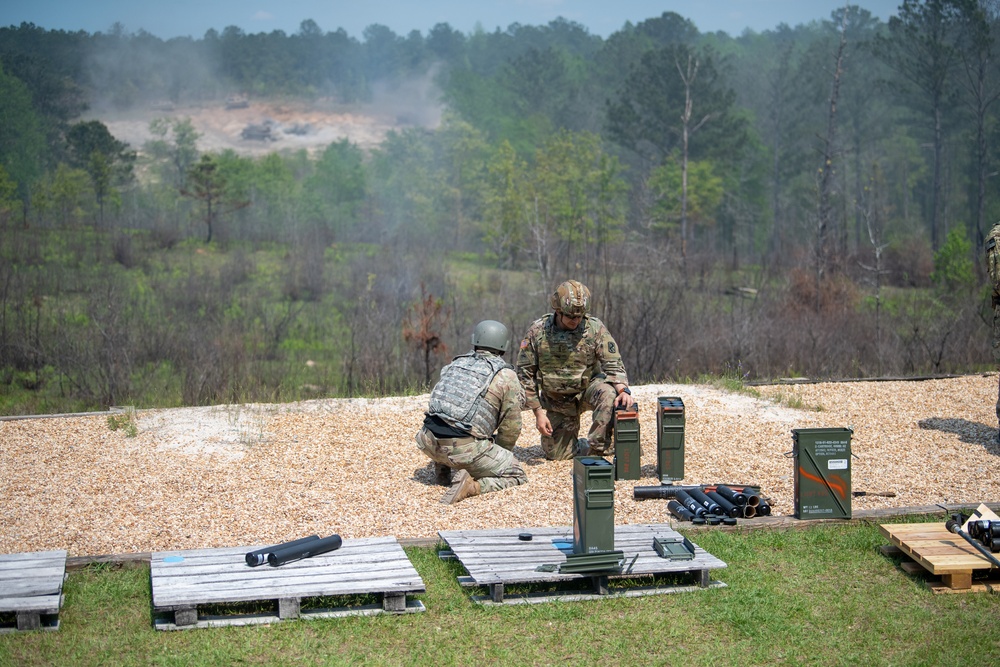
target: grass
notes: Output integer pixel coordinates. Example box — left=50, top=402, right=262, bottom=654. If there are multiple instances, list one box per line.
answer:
left=2, top=520, right=999, bottom=666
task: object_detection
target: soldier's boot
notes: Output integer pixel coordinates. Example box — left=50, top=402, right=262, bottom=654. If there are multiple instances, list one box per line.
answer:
left=584, top=439, right=610, bottom=457
left=434, top=463, right=452, bottom=486
left=441, top=470, right=481, bottom=504
left=576, top=438, right=590, bottom=456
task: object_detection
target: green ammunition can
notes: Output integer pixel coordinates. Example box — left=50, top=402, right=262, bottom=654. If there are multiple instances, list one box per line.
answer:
left=572, top=456, right=615, bottom=554
left=613, top=408, right=641, bottom=480
left=656, top=397, right=685, bottom=483
left=792, top=427, right=853, bottom=519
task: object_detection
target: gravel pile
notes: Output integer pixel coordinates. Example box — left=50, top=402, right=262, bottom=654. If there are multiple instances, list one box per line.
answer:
left=2, top=375, right=998, bottom=558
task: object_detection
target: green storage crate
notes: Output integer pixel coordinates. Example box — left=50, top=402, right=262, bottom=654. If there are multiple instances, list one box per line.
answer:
left=656, top=397, right=685, bottom=483
left=573, top=457, right=615, bottom=554
left=613, top=408, right=641, bottom=480
left=792, top=427, right=853, bottom=519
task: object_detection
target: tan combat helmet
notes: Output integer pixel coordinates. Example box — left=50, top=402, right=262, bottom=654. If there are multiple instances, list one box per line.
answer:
left=550, top=280, right=591, bottom=317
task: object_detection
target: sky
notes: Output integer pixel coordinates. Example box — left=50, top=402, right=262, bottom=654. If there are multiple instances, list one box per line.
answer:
left=1, top=1, right=903, bottom=41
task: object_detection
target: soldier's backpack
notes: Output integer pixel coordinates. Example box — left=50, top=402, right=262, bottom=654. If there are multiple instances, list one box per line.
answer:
left=987, top=223, right=1000, bottom=299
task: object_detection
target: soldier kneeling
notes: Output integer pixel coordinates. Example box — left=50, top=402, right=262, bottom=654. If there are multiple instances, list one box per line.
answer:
left=415, top=320, right=528, bottom=504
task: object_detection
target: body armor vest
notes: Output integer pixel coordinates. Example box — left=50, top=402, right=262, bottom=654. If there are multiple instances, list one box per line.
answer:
left=428, top=351, right=509, bottom=438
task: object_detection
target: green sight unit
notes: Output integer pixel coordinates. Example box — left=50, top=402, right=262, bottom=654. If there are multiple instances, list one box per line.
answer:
left=656, top=396, right=685, bottom=483
left=792, top=427, right=853, bottom=520
left=572, top=456, right=615, bottom=555
left=613, top=407, right=641, bottom=480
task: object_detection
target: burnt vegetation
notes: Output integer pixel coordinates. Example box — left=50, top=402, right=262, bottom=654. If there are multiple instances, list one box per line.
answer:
left=0, top=3, right=998, bottom=414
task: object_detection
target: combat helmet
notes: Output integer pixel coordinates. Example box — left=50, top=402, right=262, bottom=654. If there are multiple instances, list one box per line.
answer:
left=550, top=280, right=591, bottom=317
left=471, top=320, right=510, bottom=354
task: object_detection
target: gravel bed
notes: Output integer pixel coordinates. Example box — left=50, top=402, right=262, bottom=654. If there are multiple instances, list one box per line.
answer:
left=1, top=375, right=998, bottom=558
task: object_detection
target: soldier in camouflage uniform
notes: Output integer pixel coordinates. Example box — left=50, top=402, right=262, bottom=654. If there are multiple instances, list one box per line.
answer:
left=415, top=320, right=528, bottom=504
left=986, top=222, right=1000, bottom=439
left=516, top=280, right=637, bottom=460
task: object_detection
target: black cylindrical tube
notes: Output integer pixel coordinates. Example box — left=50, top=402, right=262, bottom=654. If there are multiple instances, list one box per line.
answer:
left=245, top=535, right=320, bottom=566
left=667, top=499, right=696, bottom=522
left=268, top=534, right=343, bottom=567
left=688, top=488, right=722, bottom=515
left=633, top=486, right=675, bottom=501
left=991, top=538, right=1000, bottom=553
left=715, top=485, right=747, bottom=506
left=674, top=489, right=707, bottom=517
left=707, top=491, right=741, bottom=518
left=633, top=485, right=712, bottom=500
left=757, top=500, right=772, bottom=516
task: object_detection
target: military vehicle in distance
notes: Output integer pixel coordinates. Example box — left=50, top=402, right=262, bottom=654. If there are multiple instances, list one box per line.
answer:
left=225, top=94, right=249, bottom=110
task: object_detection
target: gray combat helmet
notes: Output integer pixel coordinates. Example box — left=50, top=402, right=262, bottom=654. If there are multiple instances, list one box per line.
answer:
left=471, top=320, right=510, bottom=354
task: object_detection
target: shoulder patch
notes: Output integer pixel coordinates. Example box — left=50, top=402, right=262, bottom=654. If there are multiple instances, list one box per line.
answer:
left=520, top=339, right=529, bottom=349
left=608, top=341, right=617, bottom=354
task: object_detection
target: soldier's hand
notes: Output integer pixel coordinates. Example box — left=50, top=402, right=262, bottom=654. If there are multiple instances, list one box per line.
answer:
left=534, top=409, right=553, bottom=436
left=614, top=392, right=636, bottom=410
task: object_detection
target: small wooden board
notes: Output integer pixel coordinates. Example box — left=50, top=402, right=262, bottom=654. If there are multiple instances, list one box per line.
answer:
left=879, top=522, right=999, bottom=591
left=438, top=524, right=727, bottom=605
left=150, top=536, right=425, bottom=630
left=0, top=550, right=67, bottom=633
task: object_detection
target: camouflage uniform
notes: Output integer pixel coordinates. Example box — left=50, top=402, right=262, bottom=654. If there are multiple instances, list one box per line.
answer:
left=987, top=222, right=1000, bottom=427
left=516, top=314, right=629, bottom=459
left=415, top=351, right=527, bottom=495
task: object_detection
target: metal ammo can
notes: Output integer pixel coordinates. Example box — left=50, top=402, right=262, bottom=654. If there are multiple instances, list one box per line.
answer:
left=656, top=397, right=685, bottom=483
left=573, top=456, right=615, bottom=554
left=613, top=407, right=641, bottom=480
left=792, top=427, right=853, bottom=519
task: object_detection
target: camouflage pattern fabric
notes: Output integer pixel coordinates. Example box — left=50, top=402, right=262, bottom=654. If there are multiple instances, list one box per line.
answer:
left=541, top=381, right=619, bottom=459
left=415, top=358, right=527, bottom=494
left=415, top=428, right=527, bottom=493
left=988, top=223, right=1000, bottom=424
left=516, top=313, right=629, bottom=460
left=992, top=291, right=1000, bottom=423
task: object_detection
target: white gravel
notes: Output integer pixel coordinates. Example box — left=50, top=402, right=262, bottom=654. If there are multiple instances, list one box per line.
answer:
left=1, top=375, right=998, bottom=558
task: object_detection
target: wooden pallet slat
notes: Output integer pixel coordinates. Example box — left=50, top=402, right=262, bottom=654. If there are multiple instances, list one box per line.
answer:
left=0, top=550, right=67, bottom=633
left=879, top=521, right=1000, bottom=593
left=150, top=536, right=425, bottom=630
left=439, top=523, right=726, bottom=605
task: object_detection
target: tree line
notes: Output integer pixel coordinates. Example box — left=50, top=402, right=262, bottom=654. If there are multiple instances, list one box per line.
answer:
left=0, top=2, right=997, bottom=413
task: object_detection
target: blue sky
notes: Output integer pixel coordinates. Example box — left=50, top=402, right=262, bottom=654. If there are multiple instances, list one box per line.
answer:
left=2, top=1, right=903, bottom=40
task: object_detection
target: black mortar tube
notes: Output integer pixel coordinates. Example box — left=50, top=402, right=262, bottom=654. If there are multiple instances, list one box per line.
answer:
left=715, top=485, right=747, bottom=506
left=674, top=489, right=707, bottom=517
left=687, top=488, right=722, bottom=515
left=633, top=485, right=707, bottom=500
left=667, top=499, right=696, bottom=522
left=707, top=491, right=741, bottom=518
left=268, top=534, right=344, bottom=567
left=245, top=535, right=321, bottom=566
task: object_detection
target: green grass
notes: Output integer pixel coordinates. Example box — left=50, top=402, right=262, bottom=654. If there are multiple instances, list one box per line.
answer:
left=2, top=521, right=999, bottom=666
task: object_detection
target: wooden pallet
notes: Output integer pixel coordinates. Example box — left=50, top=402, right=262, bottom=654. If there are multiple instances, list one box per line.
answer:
left=150, top=536, right=425, bottom=630
left=879, top=522, right=1000, bottom=592
left=439, top=524, right=727, bottom=605
left=0, top=550, right=66, bottom=633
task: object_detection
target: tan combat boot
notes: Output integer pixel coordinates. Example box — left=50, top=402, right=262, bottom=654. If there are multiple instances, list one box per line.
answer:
left=441, top=470, right=481, bottom=504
